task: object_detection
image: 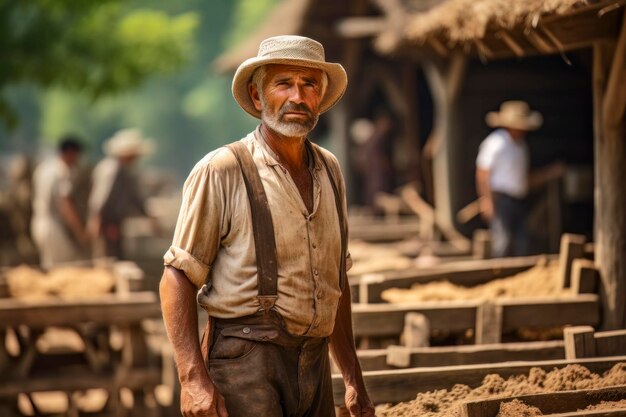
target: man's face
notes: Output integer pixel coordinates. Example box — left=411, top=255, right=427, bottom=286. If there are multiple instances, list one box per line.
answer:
left=252, top=64, right=324, bottom=138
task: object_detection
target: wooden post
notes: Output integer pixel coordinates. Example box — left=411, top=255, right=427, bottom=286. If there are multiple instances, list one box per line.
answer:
left=557, top=233, right=586, bottom=289
left=593, top=14, right=626, bottom=329
left=423, top=53, right=467, bottom=231
left=571, top=259, right=598, bottom=294
left=472, top=229, right=491, bottom=260
left=563, top=325, right=596, bottom=360
left=475, top=301, right=502, bottom=344
left=401, top=312, right=430, bottom=348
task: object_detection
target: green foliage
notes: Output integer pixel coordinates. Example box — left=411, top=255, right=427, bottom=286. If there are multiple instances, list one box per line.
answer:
left=2, top=0, right=281, bottom=179
left=0, top=1, right=198, bottom=127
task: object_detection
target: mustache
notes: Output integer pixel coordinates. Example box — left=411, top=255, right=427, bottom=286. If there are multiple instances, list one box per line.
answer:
left=279, top=102, right=313, bottom=119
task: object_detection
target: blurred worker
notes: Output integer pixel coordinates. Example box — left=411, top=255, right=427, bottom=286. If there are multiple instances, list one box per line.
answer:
left=31, top=136, right=88, bottom=268
left=362, top=107, right=396, bottom=213
left=476, top=101, right=565, bottom=257
left=87, top=128, right=154, bottom=260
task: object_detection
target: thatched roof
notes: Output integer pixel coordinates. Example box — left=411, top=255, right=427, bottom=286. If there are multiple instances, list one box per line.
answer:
left=213, top=0, right=310, bottom=73
left=404, top=0, right=601, bottom=45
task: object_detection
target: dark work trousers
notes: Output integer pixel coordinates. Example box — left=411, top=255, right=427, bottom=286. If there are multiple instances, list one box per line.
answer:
left=202, top=313, right=335, bottom=417
left=491, top=192, right=529, bottom=257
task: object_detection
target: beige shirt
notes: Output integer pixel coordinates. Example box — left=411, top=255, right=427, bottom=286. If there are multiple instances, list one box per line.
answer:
left=164, top=129, right=350, bottom=337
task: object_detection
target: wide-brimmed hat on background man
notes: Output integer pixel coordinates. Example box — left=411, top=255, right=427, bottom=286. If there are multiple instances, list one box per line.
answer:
left=103, top=128, right=154, bottom=157
left=486, top=100, right=543, bottom=131
left=232, top=35, right=348, bottom=119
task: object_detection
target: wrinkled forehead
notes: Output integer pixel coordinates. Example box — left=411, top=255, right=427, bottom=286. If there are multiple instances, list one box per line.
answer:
left=263, top=64, right=324, bottom=81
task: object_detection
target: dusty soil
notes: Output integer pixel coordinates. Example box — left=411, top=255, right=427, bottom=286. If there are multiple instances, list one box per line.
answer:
left=381, top=257, right=569, bottom=303
left=4, top=265, right=115, bottom=299
left=376, top=363, right=626, bottom=417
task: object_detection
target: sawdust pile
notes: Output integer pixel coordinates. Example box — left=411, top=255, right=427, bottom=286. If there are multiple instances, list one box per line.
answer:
left=348, top=240, right=414, bottom=276
left=497, top=399, right=542, bottom=417
left=585, top=399, right=626, bottom=410
left=381, top=257, right=569, bottom=303
left=377, top=363, right=626, bottom=417
left=4, top=265, right=115, bottom=299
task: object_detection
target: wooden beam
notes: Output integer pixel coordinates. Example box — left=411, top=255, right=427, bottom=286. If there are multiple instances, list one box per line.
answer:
left=564, top=325, right=596, bottom=360
left=497, top=31, right=525, bottom=57
left=0, top=292, right=161, bottom=327
left=461, top=385, right=626, bottom=417
left=336, top=17, right=389, bottom=38
left=351, top=295, right=600, bottom=339
left=571, top=259, right=599, bottom=294
left=475, top=301, right=502, bottom=344
left=351, top=255, right=552, bottom=303
left=357, top=340, right=565, bottom=371
left=332, top=356, right=626, bottom=405
left=558, top=233, right=587, bottom=289
left=603, top=10, right=626, bottom=127
left=595, top=329, right=626, bottom=357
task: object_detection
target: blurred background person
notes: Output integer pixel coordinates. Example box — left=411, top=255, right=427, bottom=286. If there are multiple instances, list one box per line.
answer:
left=31, top=136, right=88, bottom=268
left=476, top=101, right=565, bottom=257
left=88, top=128, right=156, bottom=260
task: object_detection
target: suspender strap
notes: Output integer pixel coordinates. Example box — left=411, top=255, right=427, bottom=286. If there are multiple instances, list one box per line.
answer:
left=310, top=143, right=348, bottom=291
left=227, top=142, right=278, bottom=313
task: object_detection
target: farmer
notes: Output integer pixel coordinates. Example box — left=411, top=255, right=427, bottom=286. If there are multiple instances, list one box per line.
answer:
left=160, top=35, right=375, bottom=416
left=87, top=128, right=154, bottom=259
left=476, top=100, right=565, bottom=257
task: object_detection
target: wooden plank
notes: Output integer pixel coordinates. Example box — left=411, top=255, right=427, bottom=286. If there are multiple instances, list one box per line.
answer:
left=550, top=409, right=626, bottom=416
left=353, top=295, right=600, bottom=339
left=564, top=326, right=597, bottom=360
left=0, top=368, right=161, bottom=396
left=475, top=301, right=502, bottom=344
left=357, top=340, right=565, bottom=371
left=595, top=329, right=626, bottom=357
left=499, top=295, right=600, bottom=332
left=352, top=300, right=479, bottom=338
left=351, top=255, right=550, bottom=303
left=332, top=356, right=626, bottom=405
left=558, top=234, right=587, bottom=289
left=0, top=292, right=161, bottom=327
left=572, top=259, right=599, bottom=294
left=460, top=385, right=626, bottom=417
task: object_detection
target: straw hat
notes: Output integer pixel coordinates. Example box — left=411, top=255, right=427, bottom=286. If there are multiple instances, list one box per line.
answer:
left=103, top=129, right=154, bottom=157
left=485, top=101, right=543, bottom=131
left=232, top=35, right=348, bottom=119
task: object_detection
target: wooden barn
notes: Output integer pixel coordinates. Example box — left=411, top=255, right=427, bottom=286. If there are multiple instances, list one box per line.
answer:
left=215, top=0, right=626, bottom=329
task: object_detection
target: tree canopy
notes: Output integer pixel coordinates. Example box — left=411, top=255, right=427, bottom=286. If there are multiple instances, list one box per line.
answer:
left=0, top=0, right=198, bottom=127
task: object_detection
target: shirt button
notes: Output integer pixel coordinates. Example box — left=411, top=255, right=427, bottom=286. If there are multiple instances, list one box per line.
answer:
left=313, top=269, right=319, bottom=276
left=242, top=327, right=251, bottom=334
left=312, top=243, right=317, bottom=249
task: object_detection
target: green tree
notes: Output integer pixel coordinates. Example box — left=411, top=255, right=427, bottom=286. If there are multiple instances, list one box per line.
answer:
left=0, top=1, right=198, bottom=127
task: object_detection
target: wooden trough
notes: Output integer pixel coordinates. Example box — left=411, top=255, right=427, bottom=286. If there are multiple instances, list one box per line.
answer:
left=352, top=294, right=601, bottom=344
left=332, top=355, right=626, bottom=405
left=460, top=385, right=626, bottom=417
left=0, top=291, right=164, bottom=417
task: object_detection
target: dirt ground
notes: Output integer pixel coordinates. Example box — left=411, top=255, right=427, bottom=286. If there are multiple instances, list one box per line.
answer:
left=376, top=363, right=626, bottom=417
left=381, top=257, right=568, bottom=303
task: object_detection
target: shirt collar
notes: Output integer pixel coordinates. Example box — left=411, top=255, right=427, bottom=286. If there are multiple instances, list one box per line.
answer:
left=252, top=125, right=322, bottom=172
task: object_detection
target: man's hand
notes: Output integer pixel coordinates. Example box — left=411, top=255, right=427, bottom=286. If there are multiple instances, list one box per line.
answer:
left=180, top=377, right=229, bottom=417
left=479, top=196, right=494, bottom=222
left=345, top=384, right=376, bottom=417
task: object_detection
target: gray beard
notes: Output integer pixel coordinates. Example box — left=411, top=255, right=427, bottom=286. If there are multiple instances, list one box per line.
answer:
left=260, top=97, right=319, bottom=138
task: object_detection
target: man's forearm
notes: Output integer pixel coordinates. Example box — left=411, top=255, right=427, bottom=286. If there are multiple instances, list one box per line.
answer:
left=329, top=283, right=367, bottom=387
left=160, top=266, right=209, bottom=384
left=58, top=196, right=86, bottom=242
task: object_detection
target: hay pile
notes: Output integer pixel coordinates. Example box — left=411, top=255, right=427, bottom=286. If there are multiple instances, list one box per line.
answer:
left=381, top=257, right=569, bottom=303
left=377, top=363, right=626, bottom=417
left=4, top=265, right=115, bottom=299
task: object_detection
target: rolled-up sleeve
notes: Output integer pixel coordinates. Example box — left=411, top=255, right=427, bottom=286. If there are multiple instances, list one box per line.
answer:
left=164, top=156, right=227, bottom=288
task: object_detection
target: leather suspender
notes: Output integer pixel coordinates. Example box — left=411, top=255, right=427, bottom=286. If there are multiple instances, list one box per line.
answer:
left=227, top=141, right=279, bottom=314
left=226, top=140, right=348, bottom=315
left=310, top=143, right=348, bottom=292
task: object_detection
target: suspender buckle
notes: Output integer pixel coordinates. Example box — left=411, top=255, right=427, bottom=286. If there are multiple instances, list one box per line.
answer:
left=257, top=295, right=278, bottom=315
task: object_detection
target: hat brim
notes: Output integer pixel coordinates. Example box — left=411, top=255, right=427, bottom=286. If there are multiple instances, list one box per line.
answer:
left=232, top=56, right=348, bottom=119
left=485, top=111, right=543, bottom=131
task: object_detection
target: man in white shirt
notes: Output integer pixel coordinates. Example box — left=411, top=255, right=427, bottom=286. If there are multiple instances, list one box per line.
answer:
left=31, top=137, right=87, bottom=268
left=476, top=101, right=564, bottom=257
